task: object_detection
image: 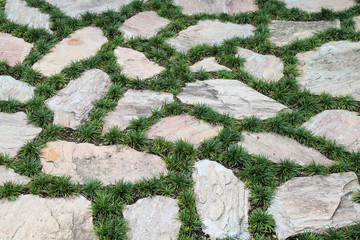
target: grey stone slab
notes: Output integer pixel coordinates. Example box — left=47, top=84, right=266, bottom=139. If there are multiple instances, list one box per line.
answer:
left=0, top=75, right=34, bottom=102
left=0, top=166, right=31, bottom=185
left=280, top=0, right=356, bottom=12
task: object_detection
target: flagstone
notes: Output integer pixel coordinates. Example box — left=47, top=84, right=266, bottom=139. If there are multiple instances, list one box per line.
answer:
left=0, top=33, right=33, bottom=66
left=354, top=16, right=360, bottom=31
left=189, top=57, right=231, bottom=72
left=280, top=0, right=356, bottom=12
left=0, top=75, right=34, bottom=102
left=0, top=166, right=31, bottom=185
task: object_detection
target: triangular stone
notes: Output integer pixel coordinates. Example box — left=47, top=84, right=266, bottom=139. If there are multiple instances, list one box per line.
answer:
left=189, top=57, right=231, bottom=72
left=0, top=166, right=31, bottom=185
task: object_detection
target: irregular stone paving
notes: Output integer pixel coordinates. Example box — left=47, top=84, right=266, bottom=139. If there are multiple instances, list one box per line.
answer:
left=269, top=20, right=341, bottom=47
left=302, top=110, right=360, bottom=152
left=32, top=27, right=108, bottom=76
left=189, top=57, right=231, bottom=72
left=269, top=172, right=360, bottom=239
left=46, top=69, right=111, bottom=129
left=123, top=196, right=181, bottom=240
left=355, top=16, right=360, bottom=31
left=192, top=160, right=250, bottom=239
left=114, top=47, right=165, bottom=79
left=103, top=89, right=173, bottom=132
left=178, top=79, right=291, bottom=120
left=236, top=47, right=284, bottom=81
left=0, top=32, right=33, bottom=66
left=0, top=166, right=31, bottom=185
left=238, top=132, right=333, bottom=166
left=0, top=194, right=96, bottom=240
left=119, top=11, right=170, bottom=39
left=297, top=41, right=360, bottom=101
left=166, top=20, right=255, bottom=52
left=147, top=114, right=223, bottom=146
left=280, top=0, right=357, bottom=12
left=5, top=0, right=52, bottom=31
left=0, top=75, right=34, bottom=102
left=0, top=112, right=42, bottom=158
left=173, top=0, right=258, bottom=15
left=40, top=141, right=168, bottom=184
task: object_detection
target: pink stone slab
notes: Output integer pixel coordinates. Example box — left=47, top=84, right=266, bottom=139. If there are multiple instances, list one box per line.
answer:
left=0, top=33, right=33, bottom=66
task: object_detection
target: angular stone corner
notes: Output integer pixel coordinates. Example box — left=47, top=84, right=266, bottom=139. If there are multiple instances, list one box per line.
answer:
left=269, top=172, right=360, bottom=239
left=280, top=0, right=356, bottom=12
left=355, top=16, right=360, bottom=32
left=115, top=47, right=165, bottom=80
left=45, top=69, right=111, bottom=129
left=146, top=114, right=223, bottom=146
left=0, top=33, right=33, bottom=67
left=123, top=196, right=181, bottom=240
left=193, top=160, right=250, bottom=239
left=178, top=79, right=290, bottom=120
left=0, top=75, right=34, bottom=102
left=0, top=166, right=31, bottom=185
left=40, top=141, right=168, bottom=185
left=103, top=89, right=173, bottom=132
left=0, top=194, right=96, bottom=239
left=166, top=20, right=255, bottom=52
left=189, top=57, right=231, bottom=72
left=32, top=27, right=108, bottom=76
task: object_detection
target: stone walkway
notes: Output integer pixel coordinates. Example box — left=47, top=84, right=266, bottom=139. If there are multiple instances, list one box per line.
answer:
left=0, top=0, right=360, bottom=239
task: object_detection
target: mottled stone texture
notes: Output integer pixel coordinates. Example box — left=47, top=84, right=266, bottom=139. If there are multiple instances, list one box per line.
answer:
left=0, top=33, right=33, bottom=66
left=119, top=11, right=170, bottom=39
left=297, top=41, right=360, bottom=101
left=270, top=172, right=360, bottom=239
left=103, top=89, right=173, bottom=132
left=123, top=196, right=181, bottom=240
left=0, top=195, right=96, bottom=240
left=193, top=160, right=250, bottom=239
left=269, top=20, right=340, bottom=47
left=0, top=112, right=42, bottom=158
left=32, top=27, right=108, bottom=76
left=46, top=69, right=111, bottom=129
left=189, top=57, right=231, bottom=72
left=302, top=110, right=360, bottom=152
left=355, top=16, right=360, bottom=31
left=40, top=141, right=168, bottom=185
left=0, top=166, right=31, bottom=185
left=167, top=20, right=255, bottom=52
left=0, top=75, right=34, bottom=102
left=178, top=79, right=290, bottom=120
left=280, top=0, right=356, bottom=12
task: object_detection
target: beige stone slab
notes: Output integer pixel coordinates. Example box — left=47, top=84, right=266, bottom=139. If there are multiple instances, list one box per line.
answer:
left=0, top=166, right=31, bottom=185
left=280, top=0, right=356, bottom=12
left=189, top=57, right=231, bottom=72
left=0, top=33, right=33, bottom=66
left=0, top=75, right=34, bottom=102
left=354, top=16, right=360, bottom=31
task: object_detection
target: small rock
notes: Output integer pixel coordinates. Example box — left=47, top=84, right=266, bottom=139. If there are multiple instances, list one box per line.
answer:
left=189, top=57, right=231, bottom=72
left=280, top=0, right=356, bottom=12
left=0, top=75, right=34, bottom=102
left=0, top=166, right=31, bottom=185
left=123, top=196, right=181, bottom=240
left=0, top=33, right=33, bottom=66
left=354, top=16, right=360, bottom=31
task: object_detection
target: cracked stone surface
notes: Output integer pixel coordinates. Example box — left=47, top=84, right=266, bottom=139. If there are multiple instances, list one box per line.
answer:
left=236, top=47, right=284, bottom=82
left=189, top=57, right=231, bottom=72
left=238, top=132, right=334, bottom=166
left=302, top=110, right=360, bottom=152
left=0, top=166, right=31, bottom=185
left=0, top=194, right=96, bottom=240
left=297, top=41, right=360, bottom=101
left=192, top=160, right=250, bottom=239
left=178, top=79, right=290, bottom=120
left=123, top=196, right=181, bottom=240
left=147, top=114, right=223, bottom=146
left=269, top=172, right=360, bottom=239
left=0, top=112, right=42, bottom=158
left=115, top=47, right=165, bottom=79
left=40, top=141, right=168, bottom=185
left=269, top=20, right=341, bottom=47
left=355, top=16, right=360, bottom=31
left=280, top=0, right=356, bottom=12
left=0, top=32, right=33, bottom=67
left=173, top=0, right=258, bottom=15
left=0, top=75, right=34, bottom=102
left=166, top=20, right=255, bottom=52
left=46, top=69, right=111, bottom=129
left=103, top=89, right=173, bottom=132
left=32, top=27, right=108, bottom=76
left=119, top=11, right=170, bottom=39
left=5, top=0, right=51, bottom=31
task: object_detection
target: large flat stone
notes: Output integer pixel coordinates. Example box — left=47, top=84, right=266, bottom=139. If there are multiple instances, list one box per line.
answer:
left=192, top=160, right=250, bottom=239
left=178, top=79, right=290, bottom=120
left=280, top=0, right=356, bottom=12
left=0, top=166, right=31, bottom=185
left=269, top=172, right=360, bottom=239
left=297, top=41, right=360, bottom=101
left=45, top=69, right=111, bottom=129
left=302, top=110, right=360, bottom=152
left=166, top=20, right=255, bottom=52
left=0, top=112, right=42, bottom=158
left=238, top=132, right=333, bottom=166
left=115, top=47, right=165, bottom=79
left=146, top=114, right=223, bottom=146
left=236, top=47, right=284, bottom=82
left=123, top=196, right=181, bottom=240
left=173, top=0, right=258, bottom=15
left=0, top=194, right=96, bottom=239
left=355, top=16, right=360, bottom=31
left=269, top=20, right=341, bottom=47
left=103, top=89, right=173, bottom=132
left=40, top=141, right=168, bottom=185
left=32, top=27, right=108, bottom=76
left=0, top=33, right=33, bottom=66
left=0, top=75, right=34, bottom=102
left=189, top=57, right=231, bottom=72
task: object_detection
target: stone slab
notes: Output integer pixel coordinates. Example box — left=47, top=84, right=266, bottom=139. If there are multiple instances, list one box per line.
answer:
left=355, top=16, right=360, bottom=31
left=280, top=0, right=356, bottom=12
left=0, top=166, right=31, bottom=185
left=0, top=33, right=33, bottom=66
left=189, top=57, right=231, bottom=72
left=0, top=75, right=34, bottom=102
